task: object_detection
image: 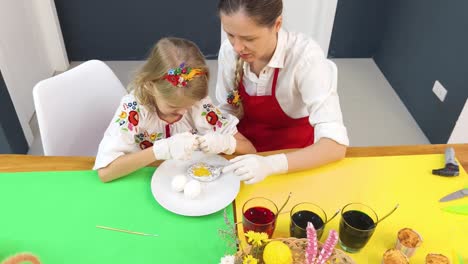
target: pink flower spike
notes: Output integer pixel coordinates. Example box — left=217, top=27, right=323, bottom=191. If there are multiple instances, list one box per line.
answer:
left=305, top=222, right=318, bottom=264
left=315, top=230, right=339, bottom=264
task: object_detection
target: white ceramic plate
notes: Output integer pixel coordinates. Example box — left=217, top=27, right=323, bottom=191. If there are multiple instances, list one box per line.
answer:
left=151, top=151, right=240, bottom=216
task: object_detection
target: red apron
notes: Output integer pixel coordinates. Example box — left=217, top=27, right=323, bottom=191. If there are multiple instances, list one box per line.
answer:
left=237, top=68, right=314, bottom=152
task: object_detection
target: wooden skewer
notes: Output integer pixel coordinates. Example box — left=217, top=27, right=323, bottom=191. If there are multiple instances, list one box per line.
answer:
left=96, top=225, right=159, bottom=237
left=276, top=192, right=293, bottom=217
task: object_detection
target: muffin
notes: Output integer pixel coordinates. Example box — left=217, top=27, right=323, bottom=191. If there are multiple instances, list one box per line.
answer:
left=396, top=228, right=423, bottom=257
left=382, top=249, right=409, bottom=264
left=426, top=253, right=450, bottom=264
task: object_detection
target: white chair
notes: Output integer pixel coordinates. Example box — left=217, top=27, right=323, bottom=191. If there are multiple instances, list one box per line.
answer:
left=33, top=60, right=127, bottom=156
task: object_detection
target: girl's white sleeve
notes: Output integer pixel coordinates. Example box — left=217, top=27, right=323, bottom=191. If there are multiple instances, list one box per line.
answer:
left=93, top=95, right=142, bottom=170
left=191, top=97, right=239, bottom=136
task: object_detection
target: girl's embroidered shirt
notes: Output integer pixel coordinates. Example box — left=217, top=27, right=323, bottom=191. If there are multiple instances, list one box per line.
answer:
left=93, top=93, right=238, bottom=170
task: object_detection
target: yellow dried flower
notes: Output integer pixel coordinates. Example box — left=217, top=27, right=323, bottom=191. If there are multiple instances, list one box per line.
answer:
left=243, top=255, right=258, bottom=264
left=245, top=231, right=269, bottom=246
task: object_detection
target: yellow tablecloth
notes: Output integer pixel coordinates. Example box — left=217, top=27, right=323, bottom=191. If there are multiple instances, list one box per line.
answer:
left=235, top=154, right=468, bottom=263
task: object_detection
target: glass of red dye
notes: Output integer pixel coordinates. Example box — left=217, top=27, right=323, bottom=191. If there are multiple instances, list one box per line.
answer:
left=242, top=197, right=278, bottom=238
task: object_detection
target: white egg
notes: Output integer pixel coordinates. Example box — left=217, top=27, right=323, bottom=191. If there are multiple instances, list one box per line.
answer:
left=171, top=174, right=188, bottom=192
left=184, top=180, right=202, bottom=199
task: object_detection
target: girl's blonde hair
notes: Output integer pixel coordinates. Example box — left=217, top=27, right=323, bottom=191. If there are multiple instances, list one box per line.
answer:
left=130, top=37, right=209, bottom=111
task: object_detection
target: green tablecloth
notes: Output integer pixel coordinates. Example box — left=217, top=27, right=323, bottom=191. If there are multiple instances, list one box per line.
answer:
left=0, top=168, right=234, bottom=263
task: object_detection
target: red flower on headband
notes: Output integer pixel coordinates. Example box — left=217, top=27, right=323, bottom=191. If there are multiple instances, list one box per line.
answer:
left=165, top=75, right=179, bottom=86
left=163, top=62, right=205, bottom=88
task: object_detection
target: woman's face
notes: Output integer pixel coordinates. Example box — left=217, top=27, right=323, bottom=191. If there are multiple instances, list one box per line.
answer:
left=221, top=10, right=281, bottom=64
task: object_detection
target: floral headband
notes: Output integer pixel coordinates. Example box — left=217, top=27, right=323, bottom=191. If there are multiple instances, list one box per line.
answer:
left=164, top=62, right=205, bottom=88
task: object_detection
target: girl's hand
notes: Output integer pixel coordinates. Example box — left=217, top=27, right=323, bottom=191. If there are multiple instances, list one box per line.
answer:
left=222, top=154, right=288, bottom=184
left=197, top=133, right=236, bottom=155
left=153, top=132, right=198, bottom=160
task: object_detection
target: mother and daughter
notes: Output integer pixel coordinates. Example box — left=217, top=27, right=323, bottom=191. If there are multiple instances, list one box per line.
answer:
left=94, top=0, right=349, bottom=184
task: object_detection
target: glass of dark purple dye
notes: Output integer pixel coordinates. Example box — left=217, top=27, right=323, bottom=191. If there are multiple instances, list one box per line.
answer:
left=338, top=203, right=378, bottom=253
left=289, top=202, right=327, bottom=240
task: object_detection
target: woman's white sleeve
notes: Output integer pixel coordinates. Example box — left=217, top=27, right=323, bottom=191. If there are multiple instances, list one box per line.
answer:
left=296, top=52, right=349, bottom=146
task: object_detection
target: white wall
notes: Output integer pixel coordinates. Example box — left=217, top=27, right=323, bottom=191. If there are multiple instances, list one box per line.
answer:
left=0, top=0, right=68, bottom=145
left=448, top=99, right=468, bottom=143
left=33, top=0, right=69, bottom=72
left=282, top=0, right=337, bottom=55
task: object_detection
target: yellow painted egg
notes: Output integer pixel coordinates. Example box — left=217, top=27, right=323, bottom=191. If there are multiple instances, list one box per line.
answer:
left=263, top=241, right=293, bottom=264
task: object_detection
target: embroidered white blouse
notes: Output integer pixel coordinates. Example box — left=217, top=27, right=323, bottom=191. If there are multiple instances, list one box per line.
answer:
left=216, top=28, right=349, bottom=146
left=93, top=93, right=239, bottom=170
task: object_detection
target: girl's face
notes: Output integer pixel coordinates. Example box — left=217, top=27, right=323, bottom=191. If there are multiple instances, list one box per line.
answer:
left=221, top=10, right=281, bottom=64
left=154, top=94, right=196, bottom=123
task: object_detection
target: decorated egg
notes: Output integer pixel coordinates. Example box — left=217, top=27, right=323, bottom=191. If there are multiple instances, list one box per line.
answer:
left=171, top=174, right=188, bottom=192
left=184, top=180, right=202, bottom=199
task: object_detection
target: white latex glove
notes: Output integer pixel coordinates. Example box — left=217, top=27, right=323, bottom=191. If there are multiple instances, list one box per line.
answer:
left=152, top=132, right=198, bottom=160
left=222, top=154, right=288, bottom=184
left=197, top=133, right=236, bottom=155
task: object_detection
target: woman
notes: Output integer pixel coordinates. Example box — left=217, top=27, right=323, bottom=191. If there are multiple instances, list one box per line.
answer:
left=216, top=0, right=349, bottom=184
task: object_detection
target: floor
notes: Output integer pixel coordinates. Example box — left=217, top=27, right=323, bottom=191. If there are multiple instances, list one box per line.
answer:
left=27, top=58, right=429, bottom=155
left=335, top=59, right=429, bottom=146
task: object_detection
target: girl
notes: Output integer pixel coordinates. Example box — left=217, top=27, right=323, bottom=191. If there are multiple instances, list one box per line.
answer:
left=94, top=37, right=256, bottom=182
left=216, top=0, right=349, bottom=184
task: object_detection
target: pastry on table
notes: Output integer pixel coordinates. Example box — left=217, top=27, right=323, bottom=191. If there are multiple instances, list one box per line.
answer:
left=425, top=253, right=450, bottom=264
left=382, top=249, right=409, bottom=264
left=395, top=227, right=423, bottom=257
left=397, top=228, right=422, bottom=248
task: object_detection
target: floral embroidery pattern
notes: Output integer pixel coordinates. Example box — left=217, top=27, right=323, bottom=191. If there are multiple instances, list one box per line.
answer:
left=227, top=89, right=241, bottom=106
left=190, top=128, right=199, bottom=135
left=201, top=104, right=228, bottom=131
left=115, top=100, right=140, bottom=132
left=134, top=131, right=164, bottom=150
